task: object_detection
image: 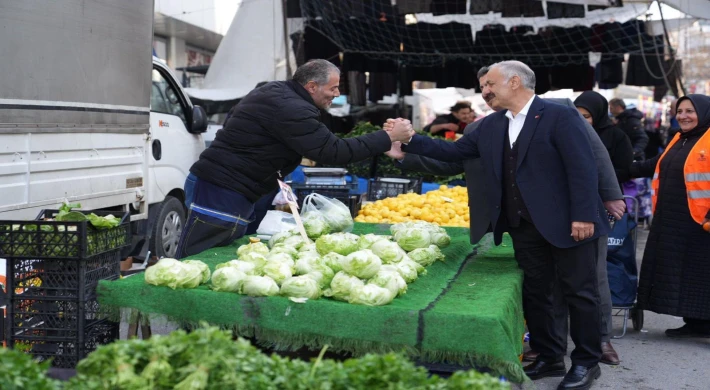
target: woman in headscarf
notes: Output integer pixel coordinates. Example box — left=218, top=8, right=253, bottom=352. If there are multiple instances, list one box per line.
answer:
left=630, top=94, right=710, bottom=338
left=575, top=91, right=634, bottom=186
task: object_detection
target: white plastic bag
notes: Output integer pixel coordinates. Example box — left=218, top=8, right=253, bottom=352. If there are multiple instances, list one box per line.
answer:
left=256, top=210, right=297, bottom=236
left=301, top=193, right=354, bottom=233
left=272, top=190, right=298, bottom=206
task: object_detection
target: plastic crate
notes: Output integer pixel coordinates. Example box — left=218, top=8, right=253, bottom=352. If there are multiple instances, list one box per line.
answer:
left=291, top=184, right=363, bottom=219
left=0, top=209, right=128, bottom=366
left=11, top=318, right=119, bottom=368
left=367, top=177, right=423, bottom=201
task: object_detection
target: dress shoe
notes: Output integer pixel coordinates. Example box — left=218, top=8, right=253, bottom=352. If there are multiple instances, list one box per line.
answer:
left=523, top=359, right=566, bottom=380
left=557, top=364, right=601, bottom=390
left=600, top=342, right=620, bottom=365
left=522, top=349, right=539, bottom=362
left=665, top=325, right=710, bottom=338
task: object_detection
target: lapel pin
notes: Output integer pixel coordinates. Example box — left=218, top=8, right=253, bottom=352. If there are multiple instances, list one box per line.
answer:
left=535, top=115, right=540, bottom=119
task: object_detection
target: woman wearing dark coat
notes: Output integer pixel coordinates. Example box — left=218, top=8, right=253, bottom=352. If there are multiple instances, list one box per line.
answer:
left=630, top=94, right=710, bottom=337
left=575, top=91, right=634, bottom=186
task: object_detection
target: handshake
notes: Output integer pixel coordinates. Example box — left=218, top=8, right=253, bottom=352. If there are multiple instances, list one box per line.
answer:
left=382, top=118, right=413, bottom=161
left=383, top=118, right=415, bottom=143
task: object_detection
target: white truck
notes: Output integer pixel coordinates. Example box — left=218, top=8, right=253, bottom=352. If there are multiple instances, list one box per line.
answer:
left=0, top=0, right=207, bottom=259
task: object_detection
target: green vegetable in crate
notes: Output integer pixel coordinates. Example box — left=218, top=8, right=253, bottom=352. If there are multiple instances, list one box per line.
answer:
left=407, top=245, right=445, bottom=267
left=315, top=232, right=359, bottom=256
left=262, top=261, right=293, bottom=285
left=269, top=244, right=298, bottom=257
left=342, top=249, right=382, bottom=279
left=357, top=233, right=390, bottom=250
left=348, top=284, right=394, bottom=306
left=0, top=347, right=61, bottom=390
left=215, top=259, right=258, bottom=275
left=280, top=275, right=322, bottom=299
left=301, top=211, right=331, bottom=239
left=210, top=267, right=247, bottom=293
left=182, top=260, right=210, bottom=283
left=236, top=241, right=269, bottom=258
left=322, top=252, right=346, bottom=273
left=324, top=271, right=365, bottom=301
left=241, top=275, right=280, bottom=297
left=394, top=228, right=432, bottom=251
left=368, top=269, right=408, bottom=297
left=369, top=239, right=406, bottom=264
left=268, top=230, right=296, bottom=248
left=144, top=258, right=203, bottom=289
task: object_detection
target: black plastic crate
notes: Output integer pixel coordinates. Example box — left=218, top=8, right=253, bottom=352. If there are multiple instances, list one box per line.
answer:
left=367, top=177, right=423, bottom=201
left=10, top=318, right=119, bottom=368
left=0, top=209, right=129, bottom=259
left=291, top=183, right=363, bottom=218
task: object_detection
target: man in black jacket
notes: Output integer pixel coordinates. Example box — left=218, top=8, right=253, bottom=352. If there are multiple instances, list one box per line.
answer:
left=609, top=98, right=648, bottom=161
left=175, top=59, right=409, bottom=258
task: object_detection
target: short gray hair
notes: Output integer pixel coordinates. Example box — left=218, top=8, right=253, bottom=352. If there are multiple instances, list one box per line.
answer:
left=490, top=60, right=536, bottom=91
left=293, top=59, right=340, bottom=86
left=477, top=66, right=490, bottom=80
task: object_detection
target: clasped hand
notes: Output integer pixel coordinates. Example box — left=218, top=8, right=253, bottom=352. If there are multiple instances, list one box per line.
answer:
left=383, top=118, right=415, bottom=143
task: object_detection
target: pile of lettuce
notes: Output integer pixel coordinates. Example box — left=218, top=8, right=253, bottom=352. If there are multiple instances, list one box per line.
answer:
left=203, top=222, right=449, bottom=306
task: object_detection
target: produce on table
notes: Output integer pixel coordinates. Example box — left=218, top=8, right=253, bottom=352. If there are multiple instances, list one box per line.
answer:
left=356, top=186, right=470, bottom=227
left=210, top=267, right=246, bottom=292
left=182, top=260, right=211, bottom=284
left=280, top=275, right=322, bottom=299
left=241, top=275, right=280, bottom=297
left=302, top=211, right=331, bottom=239
left=144, top=221, right=450, bottom=307
left=144, top=258, right=205, bottom=289
left=62, top=326, right=509, bottom=389
left=348, top=284, right=395, bottom=306
left=0, top=347, right=60, bottom=390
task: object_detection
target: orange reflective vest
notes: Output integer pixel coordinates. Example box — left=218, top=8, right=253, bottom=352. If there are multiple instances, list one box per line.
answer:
left=651, top=129, right=710, bottom=224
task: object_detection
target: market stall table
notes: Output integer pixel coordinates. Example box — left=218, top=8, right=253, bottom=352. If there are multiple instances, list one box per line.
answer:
left=97, top=223, right=526, bottom=382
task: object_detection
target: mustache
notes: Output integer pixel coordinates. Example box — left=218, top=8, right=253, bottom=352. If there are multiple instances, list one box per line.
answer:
left=483, top=93, right=495, bottom=101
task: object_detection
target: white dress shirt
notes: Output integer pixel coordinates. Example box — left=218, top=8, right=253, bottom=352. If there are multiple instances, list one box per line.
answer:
left=504, top=95, right=536, bottom=148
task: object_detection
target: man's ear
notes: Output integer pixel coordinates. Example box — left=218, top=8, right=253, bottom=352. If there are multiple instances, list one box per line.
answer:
left=510, top=75, right=521, bottom=90
left=305, top=81, right=318, bottom=94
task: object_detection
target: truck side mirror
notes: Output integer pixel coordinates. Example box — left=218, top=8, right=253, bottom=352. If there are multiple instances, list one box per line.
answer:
left=190, top=106, right=208, bottom=134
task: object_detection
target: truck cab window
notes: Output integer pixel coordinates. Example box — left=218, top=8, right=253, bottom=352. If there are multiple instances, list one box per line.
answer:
left=151, top=69, right=187, bottom=125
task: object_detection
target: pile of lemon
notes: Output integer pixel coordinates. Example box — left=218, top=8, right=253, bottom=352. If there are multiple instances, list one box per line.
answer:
left=355, top=186, right=469, bottom=227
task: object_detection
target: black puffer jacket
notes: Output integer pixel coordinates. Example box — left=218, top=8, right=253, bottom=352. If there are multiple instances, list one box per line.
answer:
left=616, top=108, right=648, bottom=160
left=631, top=94, right=710, bottom=320
left=190, top=81, right=392, bottom=202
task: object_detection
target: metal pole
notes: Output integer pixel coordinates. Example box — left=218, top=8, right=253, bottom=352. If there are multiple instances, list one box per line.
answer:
left=281, top=0, right=293, bottom=80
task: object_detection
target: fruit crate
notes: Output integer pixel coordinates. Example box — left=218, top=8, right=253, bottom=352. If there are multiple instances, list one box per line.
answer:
left=367, top=177, right=423, bottom=201
left=291, top=183, right=362, bottom=218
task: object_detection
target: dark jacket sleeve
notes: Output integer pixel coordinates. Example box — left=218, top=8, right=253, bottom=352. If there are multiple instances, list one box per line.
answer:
left=274, top=107, right=392, bottom=165
left=630, top=154, right=661, bottom=179
left=611, top=128, right=634, bottom=183
left=554, top=107, right=600, bottom=222
left=397, top=154, right=465, bottom=176
left=625, top=116, right=649, bottom=158
left=423, top=115, right=452, bottom=132
left=402, top=125, right=481, bottom=162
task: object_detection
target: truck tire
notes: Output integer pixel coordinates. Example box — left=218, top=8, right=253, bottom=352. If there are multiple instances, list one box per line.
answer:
left=151, top=196, right=186, bottom=259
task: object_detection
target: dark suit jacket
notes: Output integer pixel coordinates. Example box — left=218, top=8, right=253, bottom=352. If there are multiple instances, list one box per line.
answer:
left=400, top=98, right=621, bottom=245
left=402, top=96, right=611, bottom=249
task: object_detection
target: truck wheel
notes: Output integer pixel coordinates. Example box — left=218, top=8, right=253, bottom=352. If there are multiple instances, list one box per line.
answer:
left=151, top=196, right=185, bottom=259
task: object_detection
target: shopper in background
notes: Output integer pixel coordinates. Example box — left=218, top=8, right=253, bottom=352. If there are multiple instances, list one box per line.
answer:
left=609, top=98, right=649, bottom=161
left=630, top=94, right=710, bottom=338
left=575, top=91, right=634, bottom=187
left=423, top=101, right=475, bottom=135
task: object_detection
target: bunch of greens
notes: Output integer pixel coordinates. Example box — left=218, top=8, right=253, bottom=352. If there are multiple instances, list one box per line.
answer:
left=0, top=347, right=61, bottom=390
left=144, top=258, right=208, bottom=290
left=65, top=326, right=509, bottom=390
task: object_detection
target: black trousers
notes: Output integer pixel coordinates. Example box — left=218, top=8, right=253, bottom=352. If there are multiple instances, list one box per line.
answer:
left=509, top=219, right=603, bottom=367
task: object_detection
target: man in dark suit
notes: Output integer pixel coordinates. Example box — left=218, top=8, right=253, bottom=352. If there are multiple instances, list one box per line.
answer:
left=386, top=61, right=609, bottom=389
left=387, top=69, right=624, bottom=366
